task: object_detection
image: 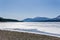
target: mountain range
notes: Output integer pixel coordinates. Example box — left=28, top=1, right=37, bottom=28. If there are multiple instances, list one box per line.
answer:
left=0, top=15, right=60, bottom=22
left=23, top=15, right=60, bottom=22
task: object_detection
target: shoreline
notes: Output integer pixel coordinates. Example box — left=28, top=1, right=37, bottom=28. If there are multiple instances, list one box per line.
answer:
left=0, top=30, right=60, bottom=40
left=1, top=28, right=60, bottom=38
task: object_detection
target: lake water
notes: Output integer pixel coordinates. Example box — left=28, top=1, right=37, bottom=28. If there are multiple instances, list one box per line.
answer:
left=0, top=22, right=60, bottom=37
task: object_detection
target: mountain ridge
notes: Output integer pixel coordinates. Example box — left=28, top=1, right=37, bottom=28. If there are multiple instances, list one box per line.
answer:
left=0, top=15, right=60, bottom=22
left=23, top=15, right=60, bottom=22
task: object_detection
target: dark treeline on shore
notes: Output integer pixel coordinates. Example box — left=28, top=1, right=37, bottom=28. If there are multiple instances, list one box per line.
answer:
left=0, top=17, right=23, bottom=22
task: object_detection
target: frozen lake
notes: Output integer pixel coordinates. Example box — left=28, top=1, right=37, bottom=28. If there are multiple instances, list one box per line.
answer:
left=0, top=22, right=60, bottom=37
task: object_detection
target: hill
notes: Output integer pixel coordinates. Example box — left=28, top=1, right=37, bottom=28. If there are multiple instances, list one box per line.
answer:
left=0, top=17, right=22, bottom=22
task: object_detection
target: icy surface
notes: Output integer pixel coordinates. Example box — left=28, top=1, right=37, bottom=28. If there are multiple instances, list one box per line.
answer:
left=0, top=22, right=60, bottom=37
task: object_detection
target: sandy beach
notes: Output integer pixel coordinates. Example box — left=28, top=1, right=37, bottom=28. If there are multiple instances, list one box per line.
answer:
left=0, top=30, right=60, bottom=40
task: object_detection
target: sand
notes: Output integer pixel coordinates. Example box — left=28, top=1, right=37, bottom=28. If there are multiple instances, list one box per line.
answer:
left=0, top=30, right=60, bottom=40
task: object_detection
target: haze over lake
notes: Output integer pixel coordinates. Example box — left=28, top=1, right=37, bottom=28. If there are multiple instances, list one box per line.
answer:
left=0, top=22, right=60, bottom=37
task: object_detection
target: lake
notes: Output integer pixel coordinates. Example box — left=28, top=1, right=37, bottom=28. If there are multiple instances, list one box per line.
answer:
left=0, top=22, right=60, bottom=37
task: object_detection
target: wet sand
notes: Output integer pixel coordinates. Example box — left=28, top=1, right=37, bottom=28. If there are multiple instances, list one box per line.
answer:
left=0, top=30, right=60, bottom=40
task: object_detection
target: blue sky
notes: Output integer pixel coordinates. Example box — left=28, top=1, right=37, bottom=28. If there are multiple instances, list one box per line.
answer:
left=0, top=0, right=60, bottom=20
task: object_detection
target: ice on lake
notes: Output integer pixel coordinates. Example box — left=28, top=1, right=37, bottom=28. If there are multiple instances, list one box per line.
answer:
left=0, top=22, right=60, bottom=37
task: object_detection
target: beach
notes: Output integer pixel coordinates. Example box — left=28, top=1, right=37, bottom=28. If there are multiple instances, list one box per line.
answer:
left=0, top=30, right=60, bottom=40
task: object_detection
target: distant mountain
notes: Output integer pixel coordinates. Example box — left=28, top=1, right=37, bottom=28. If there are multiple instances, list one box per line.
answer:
left=32, top=17, right=50, bottom=22
left=0, top=15, right=60, bottom=22
left=23, top=15, right=60, bottom=22
left=23, top=18, right=33, bottom=22
left=23, top=17, right=50, bottom=22
left=0, top=17, right=22, bottom=22
left=54, top=15, right=60, bottom=19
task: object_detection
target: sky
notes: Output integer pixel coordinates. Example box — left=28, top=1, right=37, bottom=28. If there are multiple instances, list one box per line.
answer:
left=0, top=0, right=60, bottom=20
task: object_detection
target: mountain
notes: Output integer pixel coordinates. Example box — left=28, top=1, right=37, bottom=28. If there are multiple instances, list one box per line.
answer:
left=0, top=15, right=60, bottom=22
left=32, top=17, right=50, bottom=22
left=0, top=17, right=22, bottom=22
left=23, top=15, right=60, bottom=22
left=54, top=15, right=60, bottom=19
left=23, top=18, right=33, bottom=22
left=46, top=15, right=60, bottom=22
left=23, top=17, right=50, bottom=22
